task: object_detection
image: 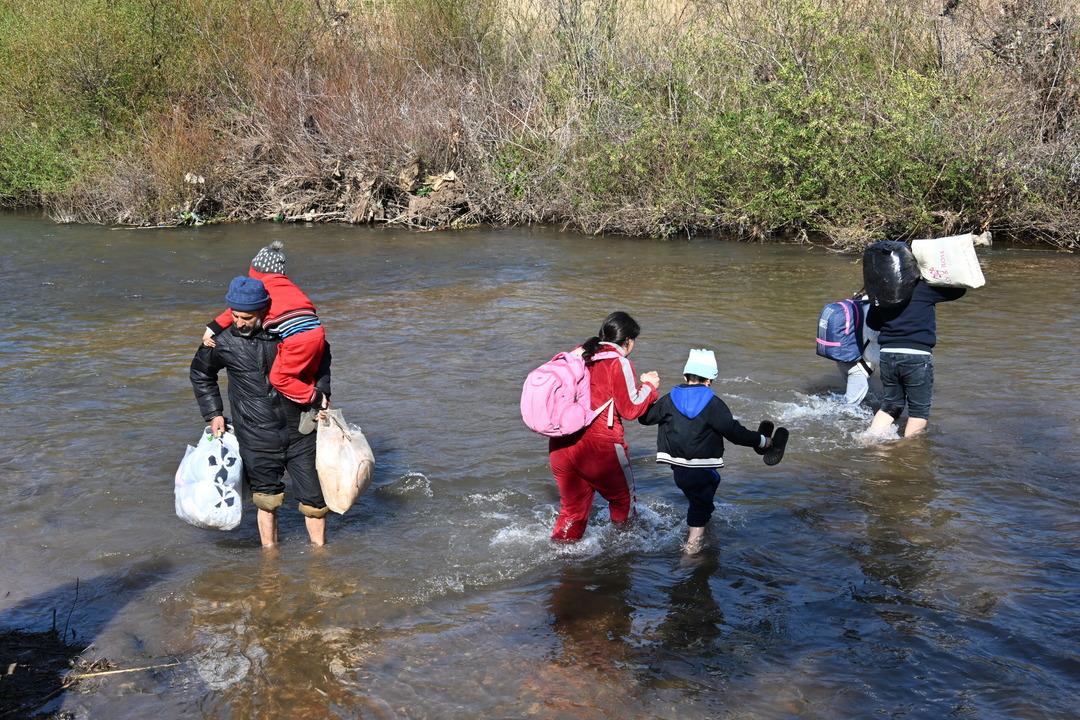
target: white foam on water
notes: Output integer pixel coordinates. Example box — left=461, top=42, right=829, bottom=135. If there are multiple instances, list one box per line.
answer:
left=379, top=471, right=433, bottom=498
left=489, top=499, right=684, bottom=559
left=465, top=489, right=523, bottom=508
left=489, top=505, right=561, bottom=549
left=596, top=501, right=684, bottom=554
left=768, top=392, right=872, bottom=424
left=402, top=498, right=692, bottom=604
left=403, top=488, right=743, bottom=605
left=712, top=501, right=747, bottom=529
left=724, top=391, right=880, bottom=452
left=719, top=376, right=760, bottom=385
left=420, top=574, right=467, bottom=597
left=853, top=426, right=902, bottom=445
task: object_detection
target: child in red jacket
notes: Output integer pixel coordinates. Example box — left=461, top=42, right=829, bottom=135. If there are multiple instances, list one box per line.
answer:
left=202, top=241, right=328, bottom=431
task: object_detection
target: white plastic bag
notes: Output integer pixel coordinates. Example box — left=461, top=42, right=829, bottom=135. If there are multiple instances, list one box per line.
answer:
left=911, top=233, right=986, bottom=289
left=316, top=409, right=375, bottom=515
left=174, top=427, right=244, bottom=530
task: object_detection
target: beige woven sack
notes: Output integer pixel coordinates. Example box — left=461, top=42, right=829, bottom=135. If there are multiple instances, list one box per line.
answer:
left=911, top=233, right=987, bottom=289
left=315, top=409, right=375, bottom=514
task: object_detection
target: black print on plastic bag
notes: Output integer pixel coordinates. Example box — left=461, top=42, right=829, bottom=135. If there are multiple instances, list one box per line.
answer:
left=207, top=444, right=239, bottom=509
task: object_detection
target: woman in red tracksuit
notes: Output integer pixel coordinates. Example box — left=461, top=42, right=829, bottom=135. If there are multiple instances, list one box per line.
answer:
left=549, top=311, right=660, bottom=542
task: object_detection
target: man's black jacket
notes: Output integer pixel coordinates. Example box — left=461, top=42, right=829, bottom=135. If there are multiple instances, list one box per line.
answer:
left=190, top=326, right=331, bottom=453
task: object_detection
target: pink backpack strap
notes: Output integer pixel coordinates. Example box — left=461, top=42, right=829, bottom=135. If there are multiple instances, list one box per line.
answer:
left=840, top=299, right=852, bottom=334
left=589, top=351, right=622, bottom=361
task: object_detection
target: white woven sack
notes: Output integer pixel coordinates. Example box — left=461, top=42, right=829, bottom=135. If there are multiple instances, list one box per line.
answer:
left=911, top=233, right=986, bottom=289
left=316, top=409, right=375, bottom=515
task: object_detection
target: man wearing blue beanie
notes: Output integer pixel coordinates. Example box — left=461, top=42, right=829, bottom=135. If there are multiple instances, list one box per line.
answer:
left=225, top=276, right=271, bottom=312
left=223, top=276, right=270, bottom=338
left=190, top=276, right=332, bottom=547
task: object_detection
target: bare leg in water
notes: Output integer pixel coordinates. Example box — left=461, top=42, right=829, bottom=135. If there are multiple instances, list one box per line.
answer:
left=684, top=526, right=706, bottom=554
left=869, top=410, right=897, bottom=435
left=257, top=508, right=278, bottom=548
left=869, top=410, right=928, bottom=438
left=903, top=417, right=927, bottom=437
left=305, top=516, right=326, bottom=547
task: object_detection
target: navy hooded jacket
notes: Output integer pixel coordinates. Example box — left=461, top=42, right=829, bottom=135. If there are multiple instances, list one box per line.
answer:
left=639, top=384, right=765, bottom=468
left=867, top=281, right=966, bottom=352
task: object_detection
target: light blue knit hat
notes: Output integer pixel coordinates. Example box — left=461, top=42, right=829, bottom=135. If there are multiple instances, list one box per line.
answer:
left=683, top=348, right=718, bottom=380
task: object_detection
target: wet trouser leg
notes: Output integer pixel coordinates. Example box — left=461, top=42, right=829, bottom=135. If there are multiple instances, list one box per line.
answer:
left=837, top=360, right=870, bottom=405
left=879, top=352, right=934, bottom=420
left=241, top=430, right=327, bottom=517
left=243, top=445, right=288, bottom=507
left=549, top=438, right=635, bottom=542
left=550, top=457, right=594, bottom=542
left=671, top=466, right=722, bottom=528
left=285, top=427, right=328, bottom=517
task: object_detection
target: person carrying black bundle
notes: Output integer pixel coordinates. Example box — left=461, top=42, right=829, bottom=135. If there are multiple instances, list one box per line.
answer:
left=865, top=280, right=965, bottom=437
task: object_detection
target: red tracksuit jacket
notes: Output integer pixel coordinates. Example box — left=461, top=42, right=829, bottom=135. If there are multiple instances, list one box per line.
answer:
left=579, top=342, right=658, bottom=444
left=209, top=267, right=317, bottom=332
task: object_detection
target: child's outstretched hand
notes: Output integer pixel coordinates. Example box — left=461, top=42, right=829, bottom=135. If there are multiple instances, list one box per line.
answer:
left=202, top=327, right=217, bottom=348
left=755, top=421, right=775, bottom=455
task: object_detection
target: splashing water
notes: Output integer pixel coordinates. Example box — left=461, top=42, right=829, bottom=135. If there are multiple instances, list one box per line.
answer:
left=726, top=391, right=880, bottom=453
left=379, top=472, right=433, bottom=498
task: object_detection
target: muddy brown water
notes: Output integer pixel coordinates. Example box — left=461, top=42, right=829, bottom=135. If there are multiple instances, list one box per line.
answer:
left=0, top=214, right=1077, bottom=719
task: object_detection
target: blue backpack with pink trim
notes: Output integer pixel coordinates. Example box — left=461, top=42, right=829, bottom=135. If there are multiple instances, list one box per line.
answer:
left=815, top=298, right=865, bottom=362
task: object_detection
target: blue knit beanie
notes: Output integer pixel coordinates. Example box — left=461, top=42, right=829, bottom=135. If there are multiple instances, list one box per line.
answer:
left=225, top=276, right=270, bottom=312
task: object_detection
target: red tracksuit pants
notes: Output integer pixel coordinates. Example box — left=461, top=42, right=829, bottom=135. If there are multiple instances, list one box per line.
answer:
left=549, top=436, right=637, bottom=542
left=269, top=326, right=326, bottom=405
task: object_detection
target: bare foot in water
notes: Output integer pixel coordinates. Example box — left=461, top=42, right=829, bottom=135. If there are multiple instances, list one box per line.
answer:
left=683, top=528, right=706, bottom=555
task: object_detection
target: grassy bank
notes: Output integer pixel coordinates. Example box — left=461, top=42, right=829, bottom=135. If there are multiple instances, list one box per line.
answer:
left=1, top=0, right=1078, bottom=249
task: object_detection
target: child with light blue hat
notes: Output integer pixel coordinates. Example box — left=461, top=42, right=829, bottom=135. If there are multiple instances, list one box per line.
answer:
left=639, top=348, right=787, bottom=554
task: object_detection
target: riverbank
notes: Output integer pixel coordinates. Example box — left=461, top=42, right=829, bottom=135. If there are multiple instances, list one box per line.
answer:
left=1, top=0, right=1078, bottom=250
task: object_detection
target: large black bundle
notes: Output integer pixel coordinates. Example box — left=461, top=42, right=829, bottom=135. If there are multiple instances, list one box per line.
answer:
left=863, top=241, right=920, bottom=306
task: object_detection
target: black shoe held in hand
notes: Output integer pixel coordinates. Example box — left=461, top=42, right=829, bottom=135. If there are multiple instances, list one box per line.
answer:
left=763, top=427, right=788, bottom=466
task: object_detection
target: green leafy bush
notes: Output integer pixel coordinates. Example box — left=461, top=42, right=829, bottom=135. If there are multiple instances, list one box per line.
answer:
left=0, top=0, right=1075, bottom=248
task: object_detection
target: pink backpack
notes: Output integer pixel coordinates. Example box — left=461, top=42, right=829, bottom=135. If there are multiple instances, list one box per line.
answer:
left=520, top=350, right=618, bottom=437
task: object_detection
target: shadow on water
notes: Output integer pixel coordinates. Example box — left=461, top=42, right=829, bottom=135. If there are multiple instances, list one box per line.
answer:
left=178, top=552, right=396, bottom=720
left=547, top=557, right=634, bottom=671
left=849, top=441, right=943, bottom=604
left=0, top=560, right=172, bottom=718
left=517, top=557, right=640, bottom=718
left=656, top=553, right=725, bottom=652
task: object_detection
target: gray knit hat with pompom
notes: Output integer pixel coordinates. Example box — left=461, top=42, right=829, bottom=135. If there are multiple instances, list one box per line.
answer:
left=251, top=240, right=286, bottom=274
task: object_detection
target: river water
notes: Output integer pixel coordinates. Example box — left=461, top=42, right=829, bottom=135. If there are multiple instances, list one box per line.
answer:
left=0, top=214, right=1076, bottom=719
